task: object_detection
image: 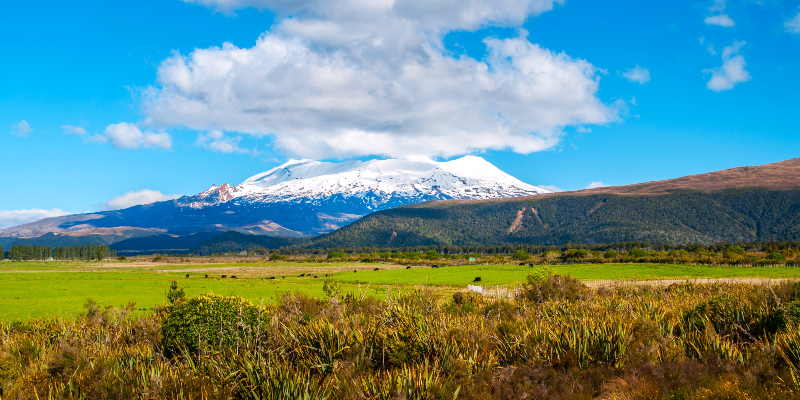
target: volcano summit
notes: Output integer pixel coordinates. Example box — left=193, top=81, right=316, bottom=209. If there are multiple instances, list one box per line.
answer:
left=0, top=156, right=548, bottom=248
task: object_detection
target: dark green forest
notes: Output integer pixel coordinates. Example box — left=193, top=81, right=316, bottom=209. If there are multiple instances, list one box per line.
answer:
left=4, top=244, right=115, bottom=261
left=308, top=189, right=800, bottom=248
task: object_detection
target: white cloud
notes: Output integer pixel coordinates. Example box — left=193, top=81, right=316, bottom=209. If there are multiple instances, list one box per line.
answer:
left=786, top=11, right=800, bottom=34
left=196, top=130, right=252, bottom=154
left=0, top=208, right=70, bottom=229
left=705, top=0, right=735, bottom=27
left=706, top=45, right=717, bottom=55
left=99, top=189, right=182, bottom=211
left=576, top=126, right=592, bottom=133
left=586, top=181, right=609, bottom=189
left=704, top=41, right=751, bottom=92
left=94, top=122, right=172, bottom=150
left=62, top=125, right=87, bottom=135
left=705, top=14, right=735, bottom=27
left=10, top=120, right=33, bottom=137
left=134, top=0, right=617, bottom=159
left=538, top=185, right=564, bottom=192
left=622, top=65, right=651, bottom=85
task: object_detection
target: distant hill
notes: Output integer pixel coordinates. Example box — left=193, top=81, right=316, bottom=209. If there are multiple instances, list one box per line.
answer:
left=189, top=231, right=307, bottom=255
left=306, top=159, right=800, bottom=248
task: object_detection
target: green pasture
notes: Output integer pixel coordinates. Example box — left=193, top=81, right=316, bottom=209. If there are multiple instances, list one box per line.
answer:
left=1, top=261, right=799, bottom=320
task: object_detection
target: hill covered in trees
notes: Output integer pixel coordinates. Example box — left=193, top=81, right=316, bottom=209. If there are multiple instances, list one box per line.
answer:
left=307, top=188, right=800, bottom=248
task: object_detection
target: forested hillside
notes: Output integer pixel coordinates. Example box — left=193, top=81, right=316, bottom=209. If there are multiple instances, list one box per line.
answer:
left=308, top=189, right=800, bottom=248
left=189, top=231, right=306, bottom=255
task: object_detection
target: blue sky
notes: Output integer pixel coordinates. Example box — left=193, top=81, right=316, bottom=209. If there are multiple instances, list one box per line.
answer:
left=1, top=0, right=799, bottom=227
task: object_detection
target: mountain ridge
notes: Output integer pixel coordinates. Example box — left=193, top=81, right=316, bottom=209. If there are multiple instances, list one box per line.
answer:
left=0, top=156, right=547, bottom=250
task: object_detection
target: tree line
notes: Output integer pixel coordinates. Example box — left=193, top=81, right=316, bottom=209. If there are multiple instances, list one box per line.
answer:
left=4, top=245, right=116, bottom=261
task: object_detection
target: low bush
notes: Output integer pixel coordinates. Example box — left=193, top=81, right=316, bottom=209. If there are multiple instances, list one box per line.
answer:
left=161, top=294, right=264, bottom=356
left=519, top=273, right=590, bottom=303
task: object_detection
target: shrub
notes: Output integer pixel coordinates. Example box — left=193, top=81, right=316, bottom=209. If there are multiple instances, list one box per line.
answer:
left=566, top=249, right=589, bottom=259
left=423, top=250, right=441, bottom=260
left=604, top=250, right=618, bottom=259
left=269, top=253, right=289, bottom=261
left=327, top=252, right=349, bottom=259
left=161, top=294, right=263, bottom=356
left=519, top=273, right=589, bottom=303
left=767, top=252, right=786, bottom=261
left=512, top=250, right=530, bottom=260
left=629, top=248, right=651, bottom=258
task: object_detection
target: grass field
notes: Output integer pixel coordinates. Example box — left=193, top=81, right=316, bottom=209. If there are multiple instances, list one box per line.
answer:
left=1, top=260, right=799, bottom=320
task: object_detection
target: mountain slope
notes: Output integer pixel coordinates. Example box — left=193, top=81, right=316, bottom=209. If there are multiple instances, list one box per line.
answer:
left=0, top=156, right=548, bottom=251
left=308, top=159, right=800, bottom=248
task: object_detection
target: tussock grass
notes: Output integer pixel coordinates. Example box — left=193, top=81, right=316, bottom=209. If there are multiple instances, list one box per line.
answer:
left=3, top=277, right=800, bottom=398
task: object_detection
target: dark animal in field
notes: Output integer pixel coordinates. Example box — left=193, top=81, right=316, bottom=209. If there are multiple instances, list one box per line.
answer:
left=267, top=276, right=275, bottom=280
left=373, top=268, right=380, bottom=271
left=221, top=275, right=227, bottom=278
left=528, top=263, right=535, bottom=267
left=300, top=273, right=306, bottom=277
left=204, top=274, right=208, bottom=278
left=325, top=274, right=328, bottom=277
left=186, top=274, right=190, bottom=278
left=406, top=266, right=411, bottom=269
left=354, top=270, right=357, bottom=273
left=432, top=265, right=439, bottom=268
left=519, top=263, right=526, bottom=266
left=231, top=276, right=237, bottom=279
left=473, top=277, right=482, bottom=282
left=314, top=275, right=318, bottom=278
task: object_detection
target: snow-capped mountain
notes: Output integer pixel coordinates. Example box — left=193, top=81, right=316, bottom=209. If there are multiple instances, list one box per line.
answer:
left=0, top=156, right=548, bottom=247
left=178, top=156, right=548, bottom=211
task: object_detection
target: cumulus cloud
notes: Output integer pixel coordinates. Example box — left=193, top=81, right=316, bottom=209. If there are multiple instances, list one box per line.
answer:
left=134, top=0, right=616, bottom=159
left=93, top=122, right=171, bottom=150
left=62, top=125, right=87, bottom=135
left=98, top=190, right=182, bottom=211
left=705, top=14, right=735, bottom=27
left=704, top=0, right=734, bottom=27
left=786, top=11, right=800, bottom=34
left=196, top=130, right=252, bottom=154
left=0, top=208, right=70, bottom=229
left=586, top=181, right=609, bottom=189
left=704, top=41, right=751, bottom=92
left=622, top=65, right=651, bottom=85
left=538, top=185, right=564, bottom=192
left=11, top=120, right=33, bottom=137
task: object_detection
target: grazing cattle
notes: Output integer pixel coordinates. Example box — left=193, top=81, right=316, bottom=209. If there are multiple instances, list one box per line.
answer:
left=268, top=276, right=275, bottom=280
left=221, top=275, right=227, bottom=278
left=204, top=274, right=208, bottom=278
left=432, top=265, right=439, bottom=269
left=519, top=263, right=526, bottom=266
left=185, top=274, right=190, bottom=278
left=473, top=277, right=482, bottom=282
left=231, top=276, right=237, bottom=279
left=300, top=273, right=306, bottom=277
left=314, top=275, right=318, bottom=278
left=354, top=270, right=357, bottom=273
left=373, top=268, right=380, bottom=271
left=406, top=266, right=411, bottom=269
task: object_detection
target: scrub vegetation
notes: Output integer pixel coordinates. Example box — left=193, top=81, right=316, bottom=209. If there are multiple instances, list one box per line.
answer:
left=3, top=277, right=800, bottom=398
